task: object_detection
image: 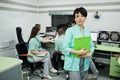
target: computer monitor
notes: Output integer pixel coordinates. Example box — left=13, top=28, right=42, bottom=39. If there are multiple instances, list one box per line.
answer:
left=90, top=31, right=98, bottom=42
left=45, top=27, right=57, bottom=38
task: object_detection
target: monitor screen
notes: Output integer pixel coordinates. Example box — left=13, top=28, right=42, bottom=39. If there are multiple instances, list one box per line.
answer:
left=91, top=31, right=98, bottom=42
left=45, top=27, right=56, bottom=36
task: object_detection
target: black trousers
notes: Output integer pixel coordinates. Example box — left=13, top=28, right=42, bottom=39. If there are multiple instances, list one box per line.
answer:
left=52, top=52, right=64, bottom=70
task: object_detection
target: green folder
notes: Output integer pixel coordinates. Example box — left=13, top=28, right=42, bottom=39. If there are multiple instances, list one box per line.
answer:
left=74, top=36, right=91, bottom=57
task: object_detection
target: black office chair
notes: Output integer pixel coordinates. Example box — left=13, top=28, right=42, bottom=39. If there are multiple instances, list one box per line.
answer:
left=16, top=27, right=24, bottom=43
left=16, top=27, right=29, bottom=66
left=53, top=52, right=63, bottom=70
left=52, top=52, right=69, bottom=80
left=16, top=42, right=44, bottom=80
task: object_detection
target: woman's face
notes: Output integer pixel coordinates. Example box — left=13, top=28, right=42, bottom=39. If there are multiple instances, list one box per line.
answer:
left=75, top=12, right=86, bottom=26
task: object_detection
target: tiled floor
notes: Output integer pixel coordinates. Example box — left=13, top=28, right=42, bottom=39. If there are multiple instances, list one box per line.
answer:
left=23, top=65, right=119, bottom=80
left=22, top=58, right=120, bottom=80
left=23, top=71, right=117, bottom=80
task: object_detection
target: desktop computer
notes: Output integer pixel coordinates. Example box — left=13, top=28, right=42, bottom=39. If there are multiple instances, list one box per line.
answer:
left=45, top=27, right=57, bottom=38
left=97, top=31, right=120, bottom=47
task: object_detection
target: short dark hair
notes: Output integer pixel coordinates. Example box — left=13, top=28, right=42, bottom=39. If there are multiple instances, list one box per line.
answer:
left=73, top=7, right=87, bottom=18
left=57, top=28, right=65, bottom=35
left=57, top=24, right=67, bottom=32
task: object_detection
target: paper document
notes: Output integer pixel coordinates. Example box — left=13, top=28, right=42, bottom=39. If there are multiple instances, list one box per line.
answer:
left=36, top=53, right=47, bottom=57
left=74, top=36, right=91, bottom=57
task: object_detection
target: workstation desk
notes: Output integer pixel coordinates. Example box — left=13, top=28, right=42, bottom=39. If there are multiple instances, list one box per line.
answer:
left=94, top=44, right=120, bottom=77
left=0, top=57, right=23, bottom=80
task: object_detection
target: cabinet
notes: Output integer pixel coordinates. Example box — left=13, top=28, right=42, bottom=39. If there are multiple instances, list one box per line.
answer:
left=95, top=44, right=120, bottom=77
left=0, top=57, right=23, bottom=80
left=110, top=56, right=120, bottom=77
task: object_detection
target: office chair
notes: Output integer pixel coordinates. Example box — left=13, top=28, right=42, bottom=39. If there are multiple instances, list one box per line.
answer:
left=15, top=42, right=44, bottom=80
left=16, top=27, right=29, bottom=66
left=16, top=27, right=24, bottom=43
left=52, top=52, right=69, bottom=80
left=53, top=52, right=63, bottom=70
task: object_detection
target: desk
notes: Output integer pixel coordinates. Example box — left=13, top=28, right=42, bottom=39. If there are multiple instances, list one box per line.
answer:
left=0, top=57, right=23, bottom=80
left=118, top=57, right=120, bottom=65
left=94, top=44, right=120, bottom=77
left=95, top=44, right=120, bottom=53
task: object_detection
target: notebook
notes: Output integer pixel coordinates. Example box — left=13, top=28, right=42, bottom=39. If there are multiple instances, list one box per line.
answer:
left=36, top=53, right=47, bottom=57
left=74, top=36, right=91, bottom=57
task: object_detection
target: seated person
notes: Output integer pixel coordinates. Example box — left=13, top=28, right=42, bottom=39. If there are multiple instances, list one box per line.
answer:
left=53, top=27, right=65, bottom=70
left=27, top=24, right=58, bottom=80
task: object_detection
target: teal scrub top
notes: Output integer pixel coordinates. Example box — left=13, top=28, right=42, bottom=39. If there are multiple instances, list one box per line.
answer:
left=55, top=35, right=65, bottom=51
left=62, top=25, right=94, bottom=71
left=55, top=35, right=65, bottom=60
left=27, top=35, right=42, bottom=62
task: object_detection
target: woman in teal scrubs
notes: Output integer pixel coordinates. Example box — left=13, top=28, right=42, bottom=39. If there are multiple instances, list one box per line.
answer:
left=62, top=7, right=94, bottom=80
left=27, top=24, right=58, bottom=80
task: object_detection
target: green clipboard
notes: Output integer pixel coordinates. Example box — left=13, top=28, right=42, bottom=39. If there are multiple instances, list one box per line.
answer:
left=74, top=36, right=91, bottom=57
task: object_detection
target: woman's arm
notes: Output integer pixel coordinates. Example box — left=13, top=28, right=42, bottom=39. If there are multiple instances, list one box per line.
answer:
left=70, top=48, right=87, bottom=55
left=41, top=38, right=54, bottom=43
left=78, top=51, right=92, bottom=58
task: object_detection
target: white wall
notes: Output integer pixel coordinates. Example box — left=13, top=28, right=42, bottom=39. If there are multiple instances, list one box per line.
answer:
left=38, top=0, right=120, bottom=5
left=9, top=0, right=39, bottom=5
left=0, top=11, right=38, bottom=42
left=0, top=0, right=119, bottom=57
left=38, top=0, right=120, bottom=32
left=0, top=0, right=119, bottom=44
left=0, top=0, right=39, bottom=57
left=85, top=12, right=120, bottom=31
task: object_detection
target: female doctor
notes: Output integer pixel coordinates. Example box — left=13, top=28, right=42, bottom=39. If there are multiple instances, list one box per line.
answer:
left=62, top=7, right=94, bottom=80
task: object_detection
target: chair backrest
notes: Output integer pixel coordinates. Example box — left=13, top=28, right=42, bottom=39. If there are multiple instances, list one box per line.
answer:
left=16, top=42, right=28, bottom=64
left=16, top=27, right=24, bottom=43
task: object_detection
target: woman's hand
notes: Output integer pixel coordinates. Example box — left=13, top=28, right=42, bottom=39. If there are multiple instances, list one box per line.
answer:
left=70, top=48, right=88, bottom=56
left=79, top=52, right=92, bottom=58
left=49, top=38, right=55, bottom=43
left=42, top=38, right=55, bottom=43
left=78, top=48, right=87, bottom=56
